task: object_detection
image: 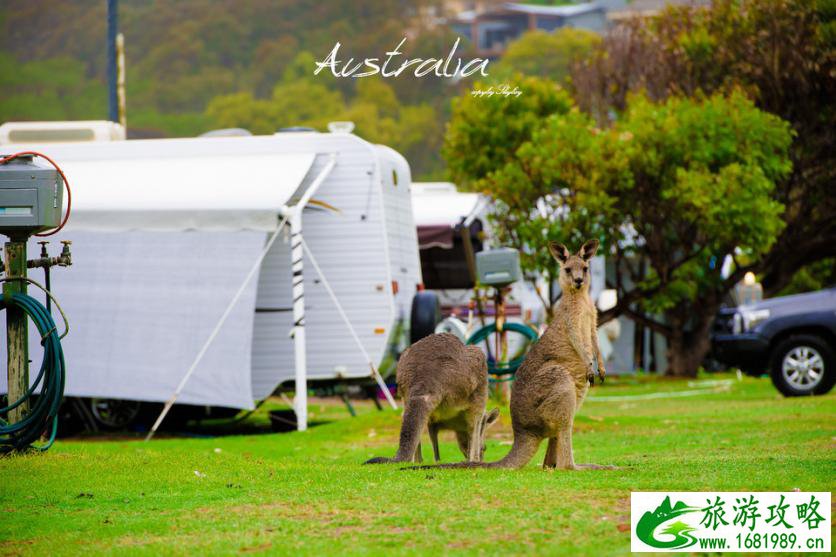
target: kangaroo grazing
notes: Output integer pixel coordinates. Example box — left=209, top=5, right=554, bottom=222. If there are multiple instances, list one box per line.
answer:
left=410, top=239, right=615, bottom=471
left=365, top=333, right=499, bottom=464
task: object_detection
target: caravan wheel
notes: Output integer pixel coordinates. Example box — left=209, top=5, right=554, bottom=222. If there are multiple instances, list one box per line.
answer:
left=89, top=398, right=142, bottom=429
left=410, top=291, right=441, bottom=344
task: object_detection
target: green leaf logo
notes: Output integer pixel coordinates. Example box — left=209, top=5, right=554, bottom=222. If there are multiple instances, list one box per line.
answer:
left=636, top=496, right=700, bottom=549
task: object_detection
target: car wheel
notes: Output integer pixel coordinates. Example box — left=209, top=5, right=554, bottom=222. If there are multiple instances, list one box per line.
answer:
left=769, top=334, right=835, bottom=397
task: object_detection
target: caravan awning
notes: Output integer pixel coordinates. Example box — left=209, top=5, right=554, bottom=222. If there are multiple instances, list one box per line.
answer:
left=11, top=136, right=317, bottom=232
left=62, top=154, right=315, bottom=231
left=417, top=224, right=458, bottom=250
left=411, top=182, right=483, bottom=249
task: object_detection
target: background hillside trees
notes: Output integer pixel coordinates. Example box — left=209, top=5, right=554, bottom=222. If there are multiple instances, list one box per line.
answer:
left=0, top=0, right=456, bottom=178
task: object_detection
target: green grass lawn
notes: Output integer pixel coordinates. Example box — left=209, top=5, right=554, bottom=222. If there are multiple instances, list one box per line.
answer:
left=1, top=374, right=834, bottom=556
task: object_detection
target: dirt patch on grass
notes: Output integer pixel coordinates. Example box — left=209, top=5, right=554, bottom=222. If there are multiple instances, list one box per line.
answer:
left=194, top=498, right=386, bottom=536
left=0, top=538, right=35, bottom=556
left=238, top=541, right=272, bottom=553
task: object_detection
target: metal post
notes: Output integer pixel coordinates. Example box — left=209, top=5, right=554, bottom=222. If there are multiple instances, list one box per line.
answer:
left=106, top=0, right=119, bottom=123
left=116, top=32, right=127, bottom=129
left=289, top=212, right=307, bottom=431
left=4, top=236, right=28, bottom=424
left=460, top=223, right=477, bottom=286
left=495, top=287, right=511, bottom=403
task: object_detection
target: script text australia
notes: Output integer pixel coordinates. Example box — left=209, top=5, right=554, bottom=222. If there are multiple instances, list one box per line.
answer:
left=314, top=38, right=489, bottom=79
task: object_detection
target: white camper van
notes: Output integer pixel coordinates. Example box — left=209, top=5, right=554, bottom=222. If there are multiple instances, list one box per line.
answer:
left=0, top=128, right=421, bottom=430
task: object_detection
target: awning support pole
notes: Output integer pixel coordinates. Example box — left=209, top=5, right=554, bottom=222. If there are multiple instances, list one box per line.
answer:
left=299, top=236, right=397, bottom=410
left=284, top=154, right=336, bottom=432
left=289, top=211, right=307, bottom=431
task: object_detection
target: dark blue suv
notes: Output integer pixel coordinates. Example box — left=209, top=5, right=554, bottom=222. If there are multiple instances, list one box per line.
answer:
left=712, top=287, right=836, bottom=396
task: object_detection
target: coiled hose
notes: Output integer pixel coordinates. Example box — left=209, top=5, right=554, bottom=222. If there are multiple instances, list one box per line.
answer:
left=466, top=321, right=539, bottom=376
left=0, top=292, right=66, bottom=453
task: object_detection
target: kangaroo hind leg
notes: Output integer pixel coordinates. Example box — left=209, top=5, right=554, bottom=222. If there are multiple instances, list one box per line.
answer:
left=543, top=437, right=558, bottom=469
left=428, top=423, right=441, bottom=462
left=392, top=395, right=435, bottom=462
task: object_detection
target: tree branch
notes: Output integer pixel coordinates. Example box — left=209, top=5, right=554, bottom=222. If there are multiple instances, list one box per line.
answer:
left=622, top=305, right=672, bottom=336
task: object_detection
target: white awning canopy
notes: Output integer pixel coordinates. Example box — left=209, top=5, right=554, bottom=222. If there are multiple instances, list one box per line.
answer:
left=10, top=136, right=317, bottom=232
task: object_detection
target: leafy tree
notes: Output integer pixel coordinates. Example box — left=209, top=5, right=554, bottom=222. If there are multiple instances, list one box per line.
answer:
left=490, top=29, right=601, bottom=84
left=444, top=76, right=574, bottom=191
left=445, top=77, right=792, bottom=376
left=206, top=84, right=346, bottom=135
left=0, top=53, right=106, bottom=121
left=572, top=0, right=836, bottom=296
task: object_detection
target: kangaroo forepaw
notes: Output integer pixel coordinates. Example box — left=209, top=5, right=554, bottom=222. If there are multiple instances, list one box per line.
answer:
left=598, top=370, right=606, bottom=384
left=587, top=371, right=595, bottom=386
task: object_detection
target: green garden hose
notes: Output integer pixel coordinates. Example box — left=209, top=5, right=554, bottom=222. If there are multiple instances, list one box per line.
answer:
left=0, top=292, right=66, bottom=453
left=466, top=321, right=539, bottom=376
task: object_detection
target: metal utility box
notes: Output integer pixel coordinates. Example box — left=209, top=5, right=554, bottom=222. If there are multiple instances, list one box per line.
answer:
left=476, top=247, right=521, bottom=286
left=0, top=155, right=63, bottom=234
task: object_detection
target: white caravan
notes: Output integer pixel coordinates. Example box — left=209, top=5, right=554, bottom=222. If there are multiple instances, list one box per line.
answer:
left=0, top=130, right=421, bottom=429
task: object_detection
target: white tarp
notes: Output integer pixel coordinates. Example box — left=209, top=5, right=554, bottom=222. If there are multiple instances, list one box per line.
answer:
left=1, top=231, right=266, bottom=409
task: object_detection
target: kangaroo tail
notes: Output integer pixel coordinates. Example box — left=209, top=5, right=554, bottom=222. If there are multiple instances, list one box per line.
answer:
left=364, top=395, right=434, bottom=465
left=402, top=432, right=541, bottom=470
left=364, top=456, right=395, bottom=464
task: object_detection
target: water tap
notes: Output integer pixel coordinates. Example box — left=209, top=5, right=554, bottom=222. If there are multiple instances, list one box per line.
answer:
left=59, top=240, right=72, bottom=266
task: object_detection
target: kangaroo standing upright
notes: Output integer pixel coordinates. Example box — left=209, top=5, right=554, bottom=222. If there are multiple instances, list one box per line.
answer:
left=411, top=239, right=614, bottom=471
left=365, top=333, right=499, bottom=464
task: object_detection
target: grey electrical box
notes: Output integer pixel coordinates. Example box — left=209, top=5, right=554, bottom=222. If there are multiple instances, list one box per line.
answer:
left=476, top=247, right=521, bottom=286
left=0, top=155, right=63, bottom=234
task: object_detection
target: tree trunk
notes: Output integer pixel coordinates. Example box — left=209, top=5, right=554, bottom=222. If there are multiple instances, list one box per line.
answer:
left=666, top=331, right=711, bottom=377
left=663, top=298, right=720, bottom=377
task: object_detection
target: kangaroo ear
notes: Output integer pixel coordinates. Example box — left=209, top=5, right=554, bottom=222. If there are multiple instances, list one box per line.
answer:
left=485, top=408, right=500, bottom=426
left=579, top=239, right=599, bottom=261
left=548, top=242, right=570, bottom=263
